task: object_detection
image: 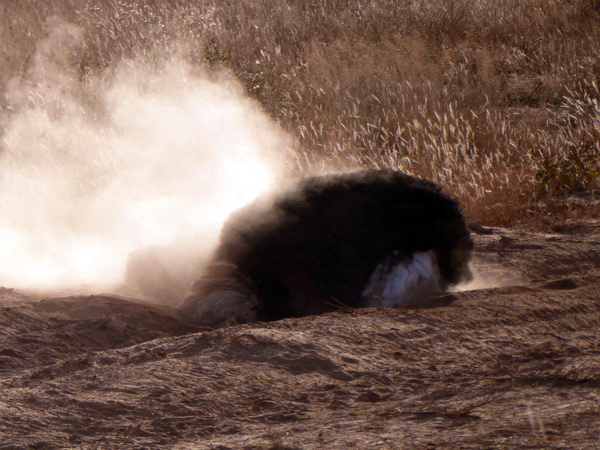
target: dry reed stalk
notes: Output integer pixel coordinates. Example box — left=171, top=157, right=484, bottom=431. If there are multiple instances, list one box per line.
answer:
left=1, top=0, right=598, bottom=226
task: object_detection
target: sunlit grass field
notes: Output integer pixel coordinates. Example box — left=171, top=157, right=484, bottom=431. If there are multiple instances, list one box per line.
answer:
left=1, top=0, right=598, bottom=226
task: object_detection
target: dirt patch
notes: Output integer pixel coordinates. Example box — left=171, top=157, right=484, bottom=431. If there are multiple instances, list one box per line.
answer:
left=1, top=224, right=599, bottom=448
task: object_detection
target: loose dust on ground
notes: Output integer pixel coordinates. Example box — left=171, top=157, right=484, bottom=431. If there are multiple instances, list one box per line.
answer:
left=1, top=217, right=599, bottom=448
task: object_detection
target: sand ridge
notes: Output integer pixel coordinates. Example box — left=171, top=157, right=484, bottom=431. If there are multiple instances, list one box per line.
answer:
left=0, top=224, right=599, bottom=448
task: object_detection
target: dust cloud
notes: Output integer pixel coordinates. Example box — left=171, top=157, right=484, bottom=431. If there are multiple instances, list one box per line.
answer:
left=451, top=260, right=527, bottom=292
left=0, top=19, right=290, bottom=293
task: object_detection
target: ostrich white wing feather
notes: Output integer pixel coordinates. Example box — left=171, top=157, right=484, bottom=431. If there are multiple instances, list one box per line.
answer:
left=179, top=264, right=259, bottom=327
left=363, top=250, right=442, bottom=307
left=179, top=290, right=259, bottom=328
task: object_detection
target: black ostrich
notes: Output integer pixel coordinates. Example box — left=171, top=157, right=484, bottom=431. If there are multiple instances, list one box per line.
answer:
left=179, top=169, right=473, bottom=327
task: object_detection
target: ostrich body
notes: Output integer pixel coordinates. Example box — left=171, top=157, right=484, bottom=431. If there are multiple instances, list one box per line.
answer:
left=180, top=169, right=473, bottom=327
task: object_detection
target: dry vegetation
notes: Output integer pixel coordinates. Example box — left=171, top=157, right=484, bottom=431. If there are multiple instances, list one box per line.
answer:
left=0, top=0, right=598, bottom=226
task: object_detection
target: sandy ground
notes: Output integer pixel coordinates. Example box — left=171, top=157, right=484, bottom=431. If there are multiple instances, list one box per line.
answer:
left=1, top=220, right=599, bottom=448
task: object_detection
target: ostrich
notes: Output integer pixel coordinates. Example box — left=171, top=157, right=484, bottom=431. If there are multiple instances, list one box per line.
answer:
left=179, top=169, right=473, bottom=327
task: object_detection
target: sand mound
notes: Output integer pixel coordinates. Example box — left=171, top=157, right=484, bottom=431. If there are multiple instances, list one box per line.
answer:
left=1, top=224, right=599, bottom=448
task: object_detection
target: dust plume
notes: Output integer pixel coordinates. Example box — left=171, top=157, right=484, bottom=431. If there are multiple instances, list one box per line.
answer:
left=0, top=19, right=290, bottom=294
left=451, top=259, right=527, bottom=292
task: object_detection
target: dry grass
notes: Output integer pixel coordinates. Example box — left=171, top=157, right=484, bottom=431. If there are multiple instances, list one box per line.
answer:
left=0, top=0, right=598, bottom=226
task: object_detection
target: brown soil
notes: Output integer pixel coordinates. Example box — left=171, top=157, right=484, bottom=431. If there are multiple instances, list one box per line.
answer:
left=1, top=223, right=599, bottom=449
